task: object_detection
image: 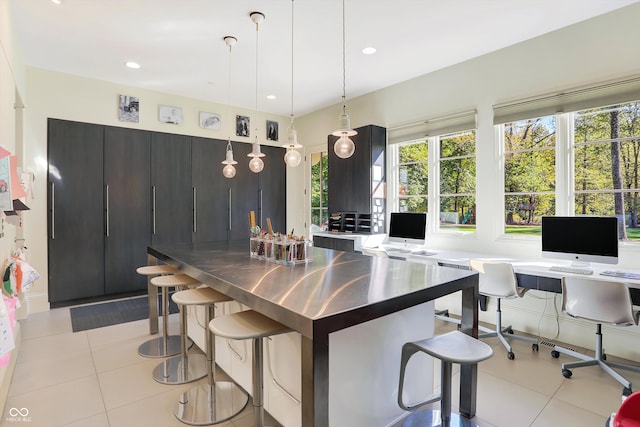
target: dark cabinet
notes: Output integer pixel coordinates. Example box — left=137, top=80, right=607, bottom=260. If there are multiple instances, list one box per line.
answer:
left=104, top=126, right=151, bottom=294
left=151, top=133, right=192, bottom=245
left=328, top=125, right=386, bottom=234
left=228, top=142, right=259, bottom=240
left=48, top=119, right=105, bottom=303
left=259, top=145, right=287, bottom=234
left=48, top=120, right=286, bottom=305
left=192, top=137, right=228, bottom=242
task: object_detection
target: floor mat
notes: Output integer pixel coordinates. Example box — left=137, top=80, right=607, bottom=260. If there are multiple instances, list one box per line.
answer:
left=70, top=295, right=178, bottom=332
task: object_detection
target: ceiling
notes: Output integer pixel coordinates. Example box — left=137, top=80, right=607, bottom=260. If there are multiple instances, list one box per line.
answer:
left=11, top=0, right=640, bottom=118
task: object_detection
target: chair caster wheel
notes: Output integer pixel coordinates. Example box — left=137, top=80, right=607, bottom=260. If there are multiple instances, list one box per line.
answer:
left=507, top=328, right=514, bottom=334
left=551, top=350, right=560, bottom=358
left=532, top=343, right=539, bottom=352
left=623, top=387, right=632, bottom=398
left=562, top=368, right=572, bottom=378
left=507, top=351, right=515, bottom=360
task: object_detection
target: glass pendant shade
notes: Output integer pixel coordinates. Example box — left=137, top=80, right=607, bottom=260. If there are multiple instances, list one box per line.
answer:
left=221, top=141, right=238, bottom=179
left=284, top=148, right=301, bottom=167
left=222, top=163, right=237, bottom=178
left=248, top=156, right=264, bottom=173
left=334, top=134, right=355, bottom=159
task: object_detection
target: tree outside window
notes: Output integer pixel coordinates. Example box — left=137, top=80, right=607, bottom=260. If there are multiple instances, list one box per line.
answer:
left=439, top=130, right=476, bottom=232
left=574, top=102, right=640, bottom=241
left=504, top=117, right=556, bottom=235
left=398, top=141, right=428, bottom=213
left=310, top=151, right=328, bottom=230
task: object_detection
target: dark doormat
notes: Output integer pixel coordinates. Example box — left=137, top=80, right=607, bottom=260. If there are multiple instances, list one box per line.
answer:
left=70, top=294, right=179, bottom=332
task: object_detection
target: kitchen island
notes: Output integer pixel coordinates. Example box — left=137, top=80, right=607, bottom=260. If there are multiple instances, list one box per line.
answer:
left=148, top=240, right=479, bottom=427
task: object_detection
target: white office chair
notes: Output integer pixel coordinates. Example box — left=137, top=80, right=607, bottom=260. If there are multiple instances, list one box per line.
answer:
left=551, top=277, right=640, bottom=397
left=469, top=259, right=539, bottom=359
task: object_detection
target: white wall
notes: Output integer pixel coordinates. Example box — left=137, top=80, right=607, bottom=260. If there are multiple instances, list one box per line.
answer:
left=0, top=0, right=24, bottom=303
left=293, top=3, right=640, bottom=360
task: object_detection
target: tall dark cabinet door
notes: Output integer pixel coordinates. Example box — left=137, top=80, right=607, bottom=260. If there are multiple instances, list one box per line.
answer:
left=48, top=119, right=105, bottom=303
left=151, top=133, right=193, bottom=245
left=228, top=142, right=259, bottom=240
left=104, top=127, right=151, bottom=294
left=259, top=145, right=287, bottom=234
left=192, top=137, right=228, bottom=242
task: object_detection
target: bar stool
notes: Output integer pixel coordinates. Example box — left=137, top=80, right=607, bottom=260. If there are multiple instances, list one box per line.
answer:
left=175, top=297, right=250, bottom=425
left=153, top=285, right=230, bottom=385
left=398, top=330, right=493, bottom=427
left=136, top=264, right=180, bottom=335
left=138, top=273, right=199, bottom=358
left=208, top=310, right=291, bottom=427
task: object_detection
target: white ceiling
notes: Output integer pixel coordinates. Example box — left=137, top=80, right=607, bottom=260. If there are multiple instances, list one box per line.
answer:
left=11, top=0, right=640, bottom=117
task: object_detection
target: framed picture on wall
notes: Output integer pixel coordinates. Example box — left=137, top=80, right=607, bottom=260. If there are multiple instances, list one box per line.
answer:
left=236, top=115, right=250, bottom=137
left=266, top=120, right=278, bottom=141
left=200, top=112, right=221, bottom=130
left=159, top=105, right=184, bottom=125
left=118, top=95, right=139, bottom=123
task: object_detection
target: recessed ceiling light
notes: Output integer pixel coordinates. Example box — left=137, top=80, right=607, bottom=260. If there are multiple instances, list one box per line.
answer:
left=125, top=61, right=141, bottom=69
left=362, top=47, right=377, bottom=55
left=266, top=94, right=276, bottom=100
left=51, top=0, right=62, bottom=4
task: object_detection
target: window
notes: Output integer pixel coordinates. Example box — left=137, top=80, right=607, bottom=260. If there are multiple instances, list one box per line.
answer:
left=503, top=116, right=556, bottom=235
left=574, top=102, right=640, bottom=241
left=310, top=151, right=329, bottom=230
left=439, top=130, right=476, bottom=232
left=397, top=140, right=428, bottom=213
left=392, top=129, right=477, bottom=233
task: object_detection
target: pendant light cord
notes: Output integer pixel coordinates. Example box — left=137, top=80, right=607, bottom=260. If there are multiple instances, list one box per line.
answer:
left=341, top=0, right=346, bottom=112
left=255, top=16, right=260, bottom=138
left=290, top=0, right=295, bottom=120
left=227, top=39, right=233, bottom=145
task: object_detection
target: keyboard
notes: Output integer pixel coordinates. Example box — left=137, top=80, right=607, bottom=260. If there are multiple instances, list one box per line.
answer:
left=410, top=250, right=437, bottom=257
left=384, top=247, right=411, bottom=254
left=600, top=271, right=640, bottom=280
left=549, top=265, right=593, bottom=275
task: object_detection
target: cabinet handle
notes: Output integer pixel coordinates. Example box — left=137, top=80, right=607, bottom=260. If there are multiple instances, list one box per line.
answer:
left=105, top=185, right=110, bottom=237
left=192, top=187, right=197, bottom=233
left=259, top=189, right=263, bottom=228
left=228, top=188, right=232, bottom=231
left=152, top=186, right=156, bottom=234
left=50, top=182, right=55, bottom=240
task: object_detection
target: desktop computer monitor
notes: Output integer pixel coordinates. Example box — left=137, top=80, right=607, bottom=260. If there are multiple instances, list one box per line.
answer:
left=387, top=212, right=427, bottom=246
left=541, top=216, right=619, bottom=266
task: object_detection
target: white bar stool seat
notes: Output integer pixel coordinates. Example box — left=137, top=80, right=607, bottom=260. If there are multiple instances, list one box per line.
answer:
left=174, top=290, right=250, bottom=425
left=398, top=330, right=493, bottom=427
left=136, top=264, right=180, bottom=336
left=138, top=273, right=199, bottom=358
left=154, top=285, right=231, bottom=385
left=208, top=310, right=291, bottom=427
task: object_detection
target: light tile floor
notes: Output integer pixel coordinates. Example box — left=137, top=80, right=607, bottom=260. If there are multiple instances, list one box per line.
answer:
left=1, top=305, right=639, bottom=427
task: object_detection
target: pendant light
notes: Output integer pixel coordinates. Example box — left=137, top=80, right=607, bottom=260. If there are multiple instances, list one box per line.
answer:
left=332, top=0, right=357, bottom=159
left=248, top=11, right=266, bottom=173
left=222, top=36, right=238, bottom=179
left=282, top=0, right=303, bottom=167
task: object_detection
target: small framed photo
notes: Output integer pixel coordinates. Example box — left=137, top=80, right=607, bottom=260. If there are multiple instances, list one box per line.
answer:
left=266, top=120, right=279, bottom=141
left=200, top=112, right=221, bottom=130
left=159, top=105, right=184, bottom=125
left=118, top=95, right=139, bottom=122
left=236, top=115, right=250, bottom=137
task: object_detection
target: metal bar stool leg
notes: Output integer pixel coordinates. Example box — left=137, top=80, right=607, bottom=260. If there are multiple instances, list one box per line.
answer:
left=153, top=297, right=207, bottom=385
left=175, top=294, right=248, bottom=425
left=138, top=283, right=182, bottom=358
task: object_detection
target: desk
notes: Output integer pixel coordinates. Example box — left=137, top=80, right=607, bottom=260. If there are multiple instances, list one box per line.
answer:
left=148, top=240, right=480, bottom=427
left=363, top=246, right=640, bottom=303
